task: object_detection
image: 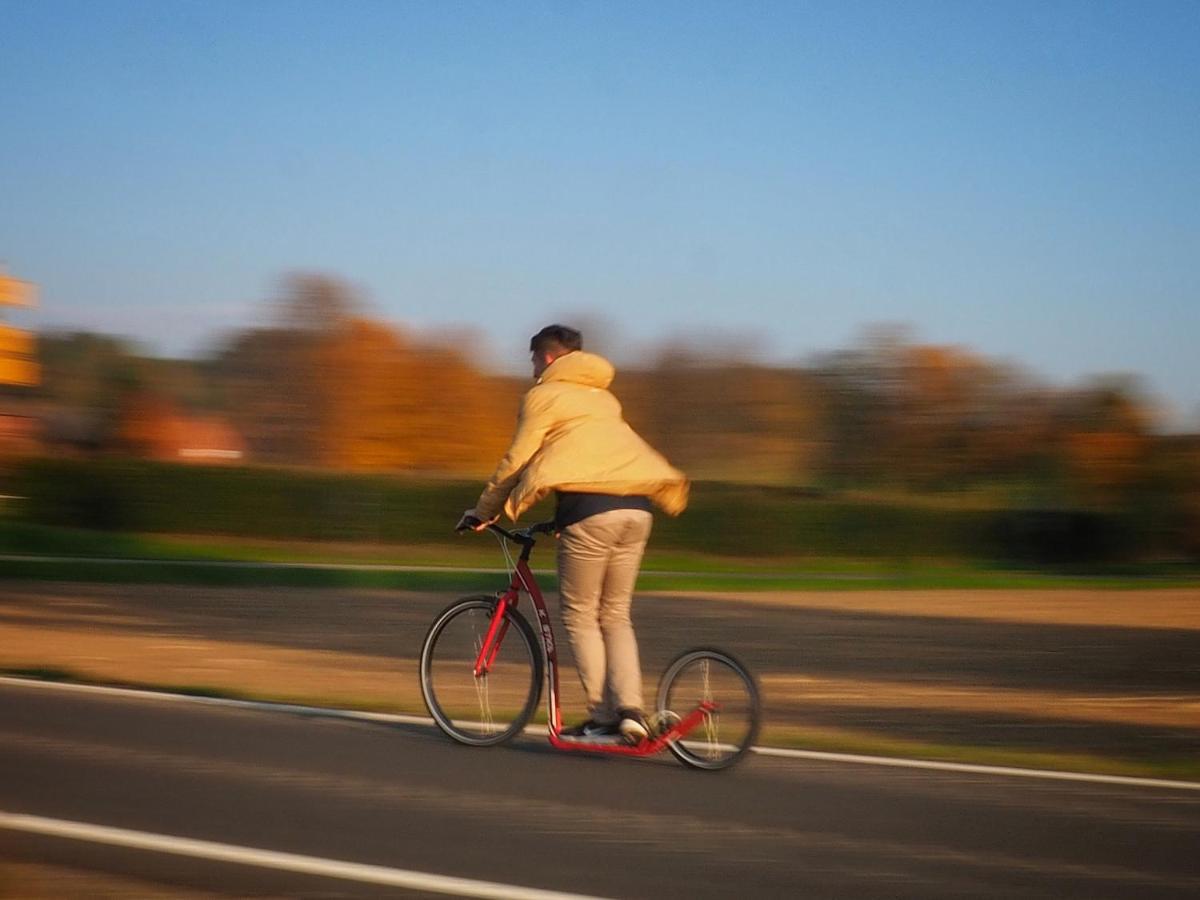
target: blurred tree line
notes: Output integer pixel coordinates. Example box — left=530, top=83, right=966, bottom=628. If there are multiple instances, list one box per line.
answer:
left=24, top=274, right=1199, bottom=552
left=33, top=275, right=517, bottom=472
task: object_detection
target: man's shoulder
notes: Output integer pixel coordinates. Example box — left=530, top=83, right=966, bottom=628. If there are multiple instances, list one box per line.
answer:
left=521, top=378, right=611, bottom=415
left=523, top=378, right=582, bottom=400
left=522, top=380, right=556, bottom=401
left=519, top=380, right=562, bottom=414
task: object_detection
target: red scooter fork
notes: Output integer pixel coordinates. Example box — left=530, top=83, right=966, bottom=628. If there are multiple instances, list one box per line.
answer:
left=665, top=699, right=719, bottom=744
left=473, top=594, right=513, bottom=677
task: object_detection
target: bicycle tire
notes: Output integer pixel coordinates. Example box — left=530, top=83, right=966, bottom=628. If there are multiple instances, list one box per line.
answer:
left=420, top=595, right=543, bottom=747
left=656, top=648, right=761, bottom=770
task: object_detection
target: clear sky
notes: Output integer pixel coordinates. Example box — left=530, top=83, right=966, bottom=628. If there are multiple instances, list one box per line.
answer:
left=2, top=1, right=1198, bottom=425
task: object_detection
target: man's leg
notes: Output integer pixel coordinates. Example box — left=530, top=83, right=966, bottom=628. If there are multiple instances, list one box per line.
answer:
left=557, top=516, right=616, bottom=722
left=596, top=510, right=653, bottom=716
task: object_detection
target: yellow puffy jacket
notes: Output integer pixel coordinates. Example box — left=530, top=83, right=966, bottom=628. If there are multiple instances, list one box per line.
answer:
left=475, top=351, right=689, bottom=522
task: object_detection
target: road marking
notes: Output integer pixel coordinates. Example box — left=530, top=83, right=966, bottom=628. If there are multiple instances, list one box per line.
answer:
left=0, top=675, right=435, bottom=727
left=3, top=676, right=1198, bottom=793
left=0, top=811, right=610, bottom=900
left=750, top=746, right=1200, bottom=791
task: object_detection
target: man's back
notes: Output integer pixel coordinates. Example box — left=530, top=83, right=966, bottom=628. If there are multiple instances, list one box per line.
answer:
left=476, top=350, right=687, bottom=523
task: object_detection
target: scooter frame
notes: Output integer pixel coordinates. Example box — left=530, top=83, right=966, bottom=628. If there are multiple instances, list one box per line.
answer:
left=472, top=521, right=717, bottom=756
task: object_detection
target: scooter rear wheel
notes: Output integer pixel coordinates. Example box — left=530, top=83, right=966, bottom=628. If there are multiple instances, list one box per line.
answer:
left=656, top=648, right=760, bottom=770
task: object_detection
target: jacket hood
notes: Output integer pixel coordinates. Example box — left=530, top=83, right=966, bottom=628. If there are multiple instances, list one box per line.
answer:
left=539, top=351, right=614, bottom=389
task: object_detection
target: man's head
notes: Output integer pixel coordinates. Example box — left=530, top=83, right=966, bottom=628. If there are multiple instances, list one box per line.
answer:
left=529, top=324, right=582, bottom=378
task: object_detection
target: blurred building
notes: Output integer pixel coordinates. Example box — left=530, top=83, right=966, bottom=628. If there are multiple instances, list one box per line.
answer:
left=116, top=393, right=246, bottom=463
left=174, top=415, right=246, bottom=463
left=0, top=271, right=38, bottom=387
left=0, top=271, right=40, bottom=460
left=0, top=412, right=39, bottom=456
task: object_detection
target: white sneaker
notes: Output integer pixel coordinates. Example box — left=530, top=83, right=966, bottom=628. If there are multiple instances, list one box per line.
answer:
left=618, top=709, right=649, bottom=745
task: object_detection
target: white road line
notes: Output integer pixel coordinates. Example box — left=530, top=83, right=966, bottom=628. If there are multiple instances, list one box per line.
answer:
left=0, top=811, right=610, bottom=900
left=2, top=676, right=1198, bottom=793
left=0, top=676, right=434, bottom=727
left=751, top=746, right=1200, bottom=791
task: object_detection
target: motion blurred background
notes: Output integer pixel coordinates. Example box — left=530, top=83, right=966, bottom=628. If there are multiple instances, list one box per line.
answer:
left=1, top=0, right=1198, bottom=567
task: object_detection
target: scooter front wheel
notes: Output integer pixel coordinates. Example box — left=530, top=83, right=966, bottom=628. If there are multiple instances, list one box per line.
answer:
left=420, top=596, right=543, bottom=746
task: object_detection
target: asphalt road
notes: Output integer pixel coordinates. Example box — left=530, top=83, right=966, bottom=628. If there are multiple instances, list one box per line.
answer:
left=7, top=580, right=1199, bottom=764
left=1, top=681, right=1198, bottom=899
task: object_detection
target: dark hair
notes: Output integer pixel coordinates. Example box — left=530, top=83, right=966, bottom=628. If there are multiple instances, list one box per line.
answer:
left=529, top=324, right=582, bottom=354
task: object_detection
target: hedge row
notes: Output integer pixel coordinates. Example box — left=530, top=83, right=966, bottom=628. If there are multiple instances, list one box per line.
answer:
left=5, top=458, right=1167, bottom=562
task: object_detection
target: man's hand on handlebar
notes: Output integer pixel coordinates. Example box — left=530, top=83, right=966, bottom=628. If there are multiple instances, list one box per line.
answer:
left=455, top=508, right=496, bottom=533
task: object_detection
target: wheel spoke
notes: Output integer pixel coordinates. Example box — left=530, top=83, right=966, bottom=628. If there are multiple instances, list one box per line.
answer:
left=700, top=659, right=719, bottom=757
left=472, top=633, right=495, bottom=733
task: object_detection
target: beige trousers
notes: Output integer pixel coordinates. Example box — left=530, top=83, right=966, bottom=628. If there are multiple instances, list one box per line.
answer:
left=556, top=508, right=653, bottom=722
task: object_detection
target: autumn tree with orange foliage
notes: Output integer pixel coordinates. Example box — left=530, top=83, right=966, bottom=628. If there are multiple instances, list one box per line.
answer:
left=316, top=316, right=513, bottom=472
left=1056, top=377, right=1153, bottom=507
left=214, top=274, right=514, bottom=473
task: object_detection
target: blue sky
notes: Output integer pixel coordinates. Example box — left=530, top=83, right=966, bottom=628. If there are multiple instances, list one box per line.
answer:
left=2, top=1, right=1198, bottom=425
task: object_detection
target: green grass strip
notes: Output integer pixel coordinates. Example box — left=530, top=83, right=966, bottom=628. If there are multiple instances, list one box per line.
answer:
left=3, top=555, right=1198, bottom=591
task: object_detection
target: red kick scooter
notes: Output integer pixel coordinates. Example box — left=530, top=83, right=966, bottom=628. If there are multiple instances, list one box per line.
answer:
left=419, top=521, right=760, bottom=770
